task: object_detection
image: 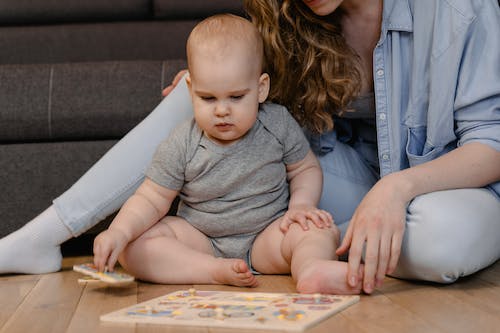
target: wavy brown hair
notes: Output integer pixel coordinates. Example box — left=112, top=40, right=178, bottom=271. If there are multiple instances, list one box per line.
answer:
left=244, top=0, right=362, bottom=133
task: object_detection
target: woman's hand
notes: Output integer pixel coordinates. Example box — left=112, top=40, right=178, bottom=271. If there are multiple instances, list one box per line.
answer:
left=93, top=228, right=130, bottom=272
left=280, top=205, right=333, bottom=232
left=162, top=69, right=188, bottom=97
left=336, top=173, right=410, bottom=294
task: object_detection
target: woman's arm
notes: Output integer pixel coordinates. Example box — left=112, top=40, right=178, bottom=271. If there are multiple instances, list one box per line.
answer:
left=337, top=142, right=500, bottom=294
left=392, top=142, right=499, bottom=200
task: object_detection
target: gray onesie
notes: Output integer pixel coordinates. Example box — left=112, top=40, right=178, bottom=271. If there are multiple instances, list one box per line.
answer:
left=146, top=102, right=310, bottom=261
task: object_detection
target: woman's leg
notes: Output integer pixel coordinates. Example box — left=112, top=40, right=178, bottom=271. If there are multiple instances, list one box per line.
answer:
left=315, top=138, right=378, bottom=237
left=294, top=132, right=500, bottom=284
left=318, top=140, right=500, bottom=283
left=0, top=77, right=193, bottom=274
left=391, top=188, right=500, bottom=283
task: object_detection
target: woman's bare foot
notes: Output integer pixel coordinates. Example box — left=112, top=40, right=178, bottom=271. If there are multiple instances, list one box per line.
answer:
left=211, top=258, right=258, bottom=287
left=295, top=260, right=363, bottom=295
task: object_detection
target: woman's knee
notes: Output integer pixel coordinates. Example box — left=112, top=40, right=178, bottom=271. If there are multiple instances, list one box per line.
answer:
left=392, top=189, right=500, bottom=283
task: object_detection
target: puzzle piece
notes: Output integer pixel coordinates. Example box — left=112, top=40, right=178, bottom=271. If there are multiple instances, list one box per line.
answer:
left=77, top=275, right=102, bottom=285
left=101, top=290, right=359, bottom=331
left=73, top=263, right=134, bottom=284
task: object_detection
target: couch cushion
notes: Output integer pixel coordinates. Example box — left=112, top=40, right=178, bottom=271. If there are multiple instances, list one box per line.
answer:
left=0, top=60, right=186, bottom=143
left=0, top=140, right=117, bottom=238
left=0, top=22, right=196, bottom=64
left=154, top=0, right=245, bottom=19
left=0, top=0, right=151, bottom=25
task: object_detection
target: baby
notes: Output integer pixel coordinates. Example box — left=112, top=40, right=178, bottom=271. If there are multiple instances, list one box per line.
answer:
left=93, top=14, right=362, bottom=294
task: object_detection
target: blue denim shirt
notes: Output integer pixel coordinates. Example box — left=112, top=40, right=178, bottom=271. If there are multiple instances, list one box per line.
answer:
left=372, top=0, right=500, bottom=195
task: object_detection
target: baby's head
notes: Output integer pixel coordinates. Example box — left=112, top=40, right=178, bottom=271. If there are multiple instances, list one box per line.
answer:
left=185, top=14, right=270, bottom=145
left=186, top=14, right=265, bottom=81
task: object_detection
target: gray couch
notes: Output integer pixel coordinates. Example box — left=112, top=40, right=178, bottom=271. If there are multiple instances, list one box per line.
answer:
left=0, top=0, right=244, bottom=255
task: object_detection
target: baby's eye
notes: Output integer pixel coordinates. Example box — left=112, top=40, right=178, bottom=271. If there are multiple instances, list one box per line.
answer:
left=230, top=95, right=244, bottom=100
left=200, top=96, right=215, bottom=101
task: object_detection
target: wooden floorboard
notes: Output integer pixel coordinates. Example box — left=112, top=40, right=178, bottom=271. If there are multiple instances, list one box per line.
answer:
left=0, top=274, right=40, bottom=328
left=1, top=257, right=499, bottom=333
left=1, top=271, right=84, bottom=333
left=380, top=279, right=500, bottom=333
left=67, top=283, right=138, bottom=333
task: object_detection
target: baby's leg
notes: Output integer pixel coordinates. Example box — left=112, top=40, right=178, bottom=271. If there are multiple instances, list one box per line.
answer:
left=118, top=216, right=257, bottom=287
left=252, top=219, right=362, bottom=294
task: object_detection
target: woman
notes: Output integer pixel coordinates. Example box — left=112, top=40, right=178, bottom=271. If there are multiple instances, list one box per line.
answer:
left=1, top=0, right=499, bottom=295
left=244, top=0, right=500, bottom=294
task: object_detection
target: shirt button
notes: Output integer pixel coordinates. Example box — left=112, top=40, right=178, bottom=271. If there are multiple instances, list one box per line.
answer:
left=382, top=154, right=389, bottom=160
left=376, top=69, right=384, bottom=76
left=379, top=113, right=386, bottom=120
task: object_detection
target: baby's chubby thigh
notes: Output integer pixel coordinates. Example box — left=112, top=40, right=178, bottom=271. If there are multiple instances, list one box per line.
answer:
left=119, top=216, right=214, bottom=265
left=250, top=217, right=289, bottom=274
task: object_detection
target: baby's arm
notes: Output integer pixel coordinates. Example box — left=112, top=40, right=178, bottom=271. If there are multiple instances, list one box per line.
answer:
left=93, top=178, right=178, bottom=271
left=281, top=150, right=333, bottom=232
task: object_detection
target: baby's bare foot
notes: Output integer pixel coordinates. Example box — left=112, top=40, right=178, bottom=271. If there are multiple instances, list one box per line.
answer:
left=295, top=260, right=363, bottom=295
left=211, top=258, right=258, bottom=287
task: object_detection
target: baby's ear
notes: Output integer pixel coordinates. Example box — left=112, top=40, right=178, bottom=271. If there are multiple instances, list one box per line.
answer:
left=258, top=73, right=270, bottom=103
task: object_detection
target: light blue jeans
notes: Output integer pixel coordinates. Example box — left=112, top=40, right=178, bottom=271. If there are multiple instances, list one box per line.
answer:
left=54, top=79, right=500, bottom=283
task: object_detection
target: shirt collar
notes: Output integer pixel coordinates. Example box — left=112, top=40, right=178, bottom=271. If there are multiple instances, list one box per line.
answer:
left=379, top=0, right=413, bottom=44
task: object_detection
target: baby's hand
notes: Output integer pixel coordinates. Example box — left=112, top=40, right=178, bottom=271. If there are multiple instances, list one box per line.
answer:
left=280, top=205, right=333, bottom=232
left=93, top=228, right=129, bottom=273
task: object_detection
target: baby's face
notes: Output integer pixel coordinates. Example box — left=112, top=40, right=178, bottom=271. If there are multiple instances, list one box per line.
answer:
left=187, top=46, right=269, bottom=146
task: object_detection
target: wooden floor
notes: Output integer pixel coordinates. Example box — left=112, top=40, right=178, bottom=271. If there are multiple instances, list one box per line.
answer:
left=1, top=256, right=499, bottom=333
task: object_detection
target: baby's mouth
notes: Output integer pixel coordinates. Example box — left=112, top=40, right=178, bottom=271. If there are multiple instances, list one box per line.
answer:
left=215, top=123, right=233, bottom=130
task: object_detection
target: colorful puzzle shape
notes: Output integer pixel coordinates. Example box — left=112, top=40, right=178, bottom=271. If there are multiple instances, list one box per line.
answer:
left=73, top=263, right=134, bottom=284
left=100, top=289, right=359, bottom=331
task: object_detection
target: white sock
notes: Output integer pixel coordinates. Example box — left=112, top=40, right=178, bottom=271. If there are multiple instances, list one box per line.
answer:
left=0, top=205, right=73, bottom=274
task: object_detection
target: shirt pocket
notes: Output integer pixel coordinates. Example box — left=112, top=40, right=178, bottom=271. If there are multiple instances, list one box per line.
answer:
left=405, top=126, right=450, bottom=167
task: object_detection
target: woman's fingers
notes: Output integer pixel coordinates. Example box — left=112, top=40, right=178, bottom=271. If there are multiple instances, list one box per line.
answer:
left=336, top=224, right=353, bottom=256
left=387, top=232, right=403, bottom=274
left=361, top=229, right=381, bottom=294
left=375, top=233, right=392, bottom=288
left=346, top=228, right=365, bottom=288
left=162, top=69, right=188, bottom=96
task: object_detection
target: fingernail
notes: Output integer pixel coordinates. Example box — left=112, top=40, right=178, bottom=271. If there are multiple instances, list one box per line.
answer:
left=349, top=275, right=357, bottom=286
left=364, top=282, right=372, bottom=293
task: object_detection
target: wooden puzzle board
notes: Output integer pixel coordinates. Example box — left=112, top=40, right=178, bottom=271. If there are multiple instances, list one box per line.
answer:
left=101, top=289, right=359, bottom=331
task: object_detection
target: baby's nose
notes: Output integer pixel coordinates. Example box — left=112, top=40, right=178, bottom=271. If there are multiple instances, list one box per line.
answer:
left=214, top=103, right=230, bottom=116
